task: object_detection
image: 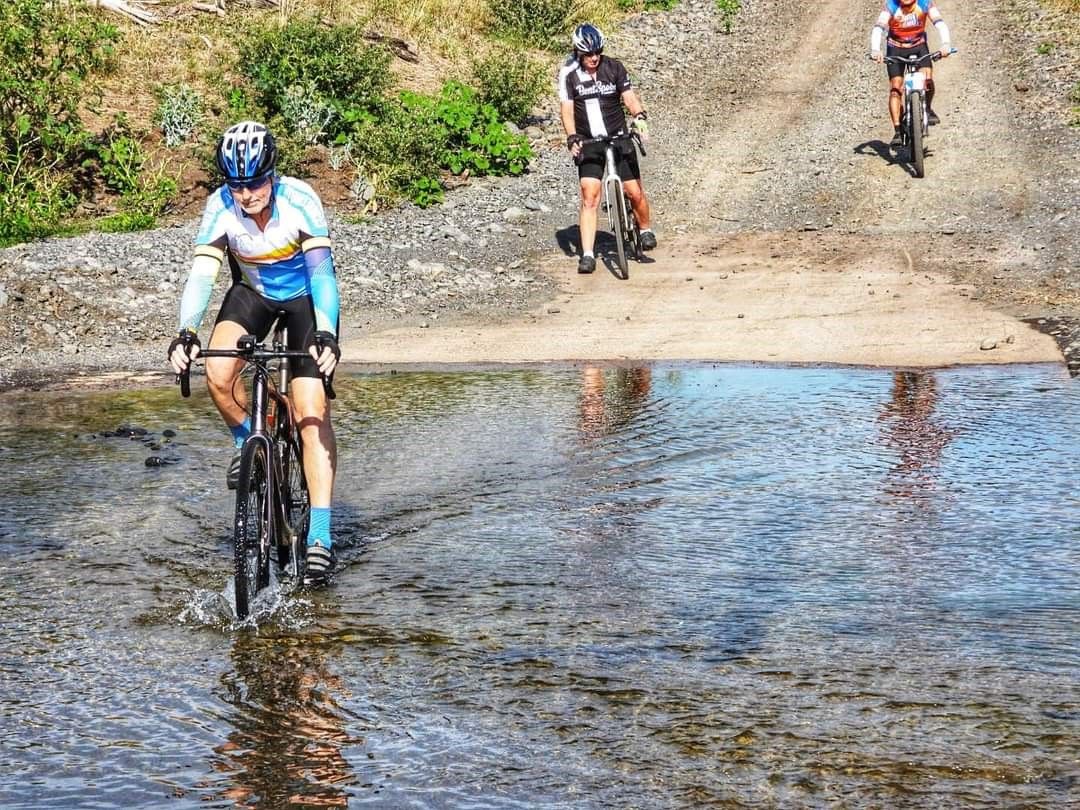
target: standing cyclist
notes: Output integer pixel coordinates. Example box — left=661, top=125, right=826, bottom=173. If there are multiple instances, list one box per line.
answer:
left=167, top=121, right=340, bottom=585
left=870, top=0, right=953, bottom=147
left=559, top=23, right=656, bottom=275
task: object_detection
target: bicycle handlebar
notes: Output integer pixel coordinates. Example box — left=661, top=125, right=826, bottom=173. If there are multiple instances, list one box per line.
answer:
left=176, top=335, right=336, bottom=400
left=872, top=48, right=956, bottom=65
left=579, top=130, right=647, bottom=158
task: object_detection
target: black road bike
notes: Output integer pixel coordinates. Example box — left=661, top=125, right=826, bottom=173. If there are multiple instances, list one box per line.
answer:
left=879, top=49, right=954, bottom=179
left=177, top=324, right=334, bottom=618
left=580, top=131, right=647, bottom=279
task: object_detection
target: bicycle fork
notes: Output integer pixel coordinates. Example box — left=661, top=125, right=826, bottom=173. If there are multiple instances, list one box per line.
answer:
left=603, top=145, right=621, bottom=234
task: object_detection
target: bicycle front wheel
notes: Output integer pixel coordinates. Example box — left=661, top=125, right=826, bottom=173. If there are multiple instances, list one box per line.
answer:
left=910, top=91, right=925, bottom=178
left=612, top=182, right=629, bottom=279
left=276, top=426, right=309, bottom=575
left=233, top=441, right=272, bottom=619
left=625, top=193, right=643, bottom=261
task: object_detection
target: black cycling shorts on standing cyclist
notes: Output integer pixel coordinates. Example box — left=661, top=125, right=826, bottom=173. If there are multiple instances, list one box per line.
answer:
left=576, top=138, right=642, bottom=182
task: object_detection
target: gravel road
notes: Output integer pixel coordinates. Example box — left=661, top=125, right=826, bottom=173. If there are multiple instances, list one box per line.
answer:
left=0, top=0, right=1076, bottom=389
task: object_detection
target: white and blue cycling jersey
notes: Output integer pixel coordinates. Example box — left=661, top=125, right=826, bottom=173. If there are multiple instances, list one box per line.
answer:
left=179, top=176, right=339, bottom=336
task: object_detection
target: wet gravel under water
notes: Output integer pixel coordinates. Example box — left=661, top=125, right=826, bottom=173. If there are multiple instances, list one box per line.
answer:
left=1, top=363, right=1078, bottom=808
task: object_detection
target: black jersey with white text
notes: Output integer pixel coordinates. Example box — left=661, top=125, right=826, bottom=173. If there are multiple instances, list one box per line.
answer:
left=558, top=55, right=633, bottom=138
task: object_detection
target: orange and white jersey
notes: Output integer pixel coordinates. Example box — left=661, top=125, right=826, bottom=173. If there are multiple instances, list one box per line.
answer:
left=871, top=0, right=950, bottom=50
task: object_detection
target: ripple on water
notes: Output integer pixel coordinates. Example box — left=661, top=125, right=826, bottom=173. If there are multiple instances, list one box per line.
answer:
left=1, top=363, right=1078, bottom=807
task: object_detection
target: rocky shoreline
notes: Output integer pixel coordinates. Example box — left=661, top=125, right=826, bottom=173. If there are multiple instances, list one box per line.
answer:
left=0, top=0, right=1076, bottom=391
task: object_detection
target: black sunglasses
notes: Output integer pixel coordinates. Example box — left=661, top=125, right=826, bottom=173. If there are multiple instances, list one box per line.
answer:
left=577, top=50, right=602, bottom=59
left=227, top=175, right=271, bottom=192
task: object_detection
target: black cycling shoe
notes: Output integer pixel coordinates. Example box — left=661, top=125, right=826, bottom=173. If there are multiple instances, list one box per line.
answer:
left=926, top=109, right=941, bottom=126
left=889, top=129, right=903, bottom=148
left=640, top=230, right=657, bottom=251
left=226, top=449, right=242, bottom=490
left=303, top=543, right=335, bottom=587
left=577, top=255, right=596, bottom=274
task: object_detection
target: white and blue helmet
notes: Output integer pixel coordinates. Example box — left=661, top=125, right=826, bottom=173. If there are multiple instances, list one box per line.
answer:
left=572, top=23, right=605, bottom=55
left=215, top=121, right=277, bottom=185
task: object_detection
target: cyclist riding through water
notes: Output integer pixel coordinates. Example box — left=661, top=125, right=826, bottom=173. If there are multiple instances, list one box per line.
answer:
left=167, top=121, right=340, bottom=585
left=870, top=0, right=953, bottom=148
left=559, top=23, right=656, bottom=275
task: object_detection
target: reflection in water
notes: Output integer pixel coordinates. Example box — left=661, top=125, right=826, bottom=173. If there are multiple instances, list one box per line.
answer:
left=211, top=633, right=359, bottom=807
left=2, top=365, right=1078, bottom=808
left=879, top=371, right=953, bottom=501
left=579, top=365, right=652, bottom=439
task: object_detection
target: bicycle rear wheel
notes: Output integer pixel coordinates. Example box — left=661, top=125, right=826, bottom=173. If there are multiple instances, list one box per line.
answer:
left=612, top=181, right=629, bottom=279
left=910, top=91, right=925, bottom=178
left=275, top=424, right=309, bottom=575
left=233, top=441, right=272, bottom=619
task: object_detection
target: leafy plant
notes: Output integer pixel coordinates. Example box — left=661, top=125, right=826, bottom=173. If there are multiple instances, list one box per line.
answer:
left=280, top=80, right=336, bottom=145
left=0, top=0, right=119, bottom=242
left=238, top=19, right=391, bottom=139
left=715, top=0, right=741, bottom=34
left=1036, top=41, right=1056, bottom=55
left=618, top=0, right=679, bottom=9
left=473, top=45, right=548, bottom=124
left=432, top=81, right=534, bottom=177
left=88, top=115, right=145, bottom=195
left=487, top=0, right=579, bottom=50
left=154, top=83, right=204, bottom=147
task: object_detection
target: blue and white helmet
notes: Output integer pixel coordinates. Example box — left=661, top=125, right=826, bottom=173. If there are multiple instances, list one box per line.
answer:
left=215, top=121, right=277, bottom=184
left=572, top=23, right=605, bottom=55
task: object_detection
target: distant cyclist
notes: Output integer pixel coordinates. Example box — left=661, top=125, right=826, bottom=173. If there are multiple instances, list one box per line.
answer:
left=167, top=121, right=340, bottom=584
left=559, top=23, right=656, bottom=275
left=870, top=0, right=952, bottom=147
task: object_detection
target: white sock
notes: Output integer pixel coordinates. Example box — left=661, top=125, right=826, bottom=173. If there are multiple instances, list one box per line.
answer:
left=583, top=251, right=594, bottom=258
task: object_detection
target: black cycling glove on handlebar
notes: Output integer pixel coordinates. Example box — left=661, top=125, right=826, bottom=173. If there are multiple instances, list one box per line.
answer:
left=313, top=331, right=341, bottom=362
left=566, top=133, right=583, bottom=151
left=167, top=328, right=200, bottom=361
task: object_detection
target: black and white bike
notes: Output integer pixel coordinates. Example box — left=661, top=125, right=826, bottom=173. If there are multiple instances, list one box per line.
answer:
left=580, top=131, right=646, bottom=279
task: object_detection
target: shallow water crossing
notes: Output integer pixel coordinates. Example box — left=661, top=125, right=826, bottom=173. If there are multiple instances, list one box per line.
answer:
left=1, top=364, right=1078, bottom=807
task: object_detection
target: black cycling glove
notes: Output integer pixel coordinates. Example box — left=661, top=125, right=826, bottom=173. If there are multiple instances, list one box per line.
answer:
left=167, top=329, right=200, bottom=361
left=313, top=331, right=341, bottom=362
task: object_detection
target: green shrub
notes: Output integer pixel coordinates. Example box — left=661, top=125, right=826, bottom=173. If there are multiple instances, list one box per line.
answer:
left=433, top=81, right=534, bottom=177
left=238, top=19, right=392, bottom=140
left=618, top=0, right=679, bottom=9
left=0, top=0, right=120, bottom=242
left=337, top=81, right=534, bottom=208
left=280, top=80, right=335, bottom=145
left=715, top=0, right=741, bottom=33
left=339, top=97, right=446, bottom=206
left=0, top=144, right=76, bottom=247
left=473, top=45, right=548, bottom=123
left=488, top=0, right=579, bottom=50
left=154, top=83, right=204, bottom=147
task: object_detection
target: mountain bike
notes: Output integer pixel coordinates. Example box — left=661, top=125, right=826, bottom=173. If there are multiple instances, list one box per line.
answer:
left=580, top=131, right=646, bottom=280
left=176, top=324, right=334, bottom=619
left=878, top=49, right=955, bottom=178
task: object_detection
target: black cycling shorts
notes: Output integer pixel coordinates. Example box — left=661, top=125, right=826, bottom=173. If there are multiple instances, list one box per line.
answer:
left=886, top=42, right=931, bottom=79
left=577, top=139, right=641, bottom=183
left=215, top=283, right=329, bottom=379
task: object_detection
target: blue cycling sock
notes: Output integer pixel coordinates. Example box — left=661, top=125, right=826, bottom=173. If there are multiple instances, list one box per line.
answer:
left=229, top=417, right=251, bottom=449
left=308, top=508, right=331, bottom=549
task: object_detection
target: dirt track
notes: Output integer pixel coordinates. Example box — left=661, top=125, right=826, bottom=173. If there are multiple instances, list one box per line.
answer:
left=343, top=0, right=1077, bottom=370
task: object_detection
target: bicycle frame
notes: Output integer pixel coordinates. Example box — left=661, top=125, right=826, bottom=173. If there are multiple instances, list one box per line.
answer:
left=877, top=49, right=952, bottom=178
left=177, top=323, right=316, bottom=595
left=580, top=131, right=645, bottom=278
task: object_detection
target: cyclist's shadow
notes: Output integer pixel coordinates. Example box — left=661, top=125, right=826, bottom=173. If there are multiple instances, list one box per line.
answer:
left=555, top=224, right=655, bottom=279
left=854, top=139, right=921, bottom=178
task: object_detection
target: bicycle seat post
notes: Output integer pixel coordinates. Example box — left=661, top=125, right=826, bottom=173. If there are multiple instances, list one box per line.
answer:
left=272, top=313, right=290, bottom=393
